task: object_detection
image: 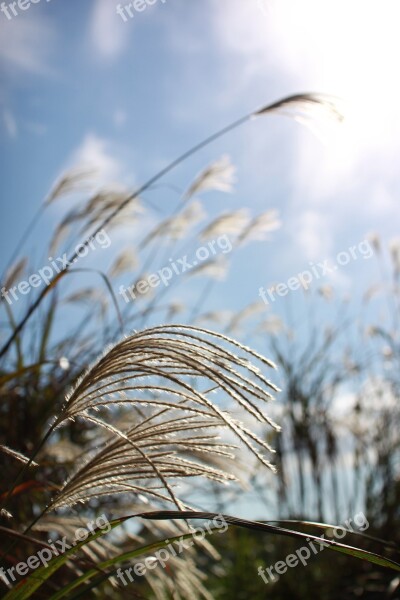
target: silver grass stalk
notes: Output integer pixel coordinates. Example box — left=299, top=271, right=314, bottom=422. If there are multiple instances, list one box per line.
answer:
left=0, top=445, right=38, bottom=467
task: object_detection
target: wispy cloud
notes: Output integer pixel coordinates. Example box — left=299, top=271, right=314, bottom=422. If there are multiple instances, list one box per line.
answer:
left=89, top=0, right=130, bottom=61
left=0, top=13, right=56, bottom=75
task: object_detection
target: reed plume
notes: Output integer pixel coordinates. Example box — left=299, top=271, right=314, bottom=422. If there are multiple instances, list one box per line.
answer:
left=46, top=325, right=280, bottom=512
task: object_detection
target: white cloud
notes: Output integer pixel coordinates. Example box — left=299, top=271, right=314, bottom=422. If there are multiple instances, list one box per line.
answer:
left=71, top=134, right=122, bottom=184
left=89, top=0, right=130, bottom=61
left=0, top=13, right=55, bottom=75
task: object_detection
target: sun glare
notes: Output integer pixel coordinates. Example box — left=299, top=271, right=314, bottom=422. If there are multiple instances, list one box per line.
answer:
left=259, top=0, right=400, bottom=165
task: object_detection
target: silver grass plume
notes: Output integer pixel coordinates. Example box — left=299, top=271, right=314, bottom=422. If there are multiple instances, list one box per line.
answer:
left=183, top=155, right=237, bottom=201
left=140, top=200, right=206, bottom=248
left=48, top=326, right=280, bottom=511
left=200, top=210, right=250, bottom=240
left=45, top=167, right=98, bottom=206
left=255, top=93, right=344, bottom=122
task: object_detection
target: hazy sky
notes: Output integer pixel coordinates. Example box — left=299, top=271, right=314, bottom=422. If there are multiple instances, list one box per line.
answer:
left=1, top=0, right=399, bottom=333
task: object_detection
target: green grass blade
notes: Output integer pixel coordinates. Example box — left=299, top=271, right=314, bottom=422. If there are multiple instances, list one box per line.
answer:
left=2, top=517, right=129, bottom=600
left=6, top=510, right=399, bottom=600
left=139, top=511, right=400, bottom=572
left=265, top=519, right=400, bottom=553
left=49, top=531, right=198, bottom=600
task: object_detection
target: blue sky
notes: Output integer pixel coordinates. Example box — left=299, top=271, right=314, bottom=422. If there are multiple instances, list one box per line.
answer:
left=1, top=0, right=400, bottom=342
